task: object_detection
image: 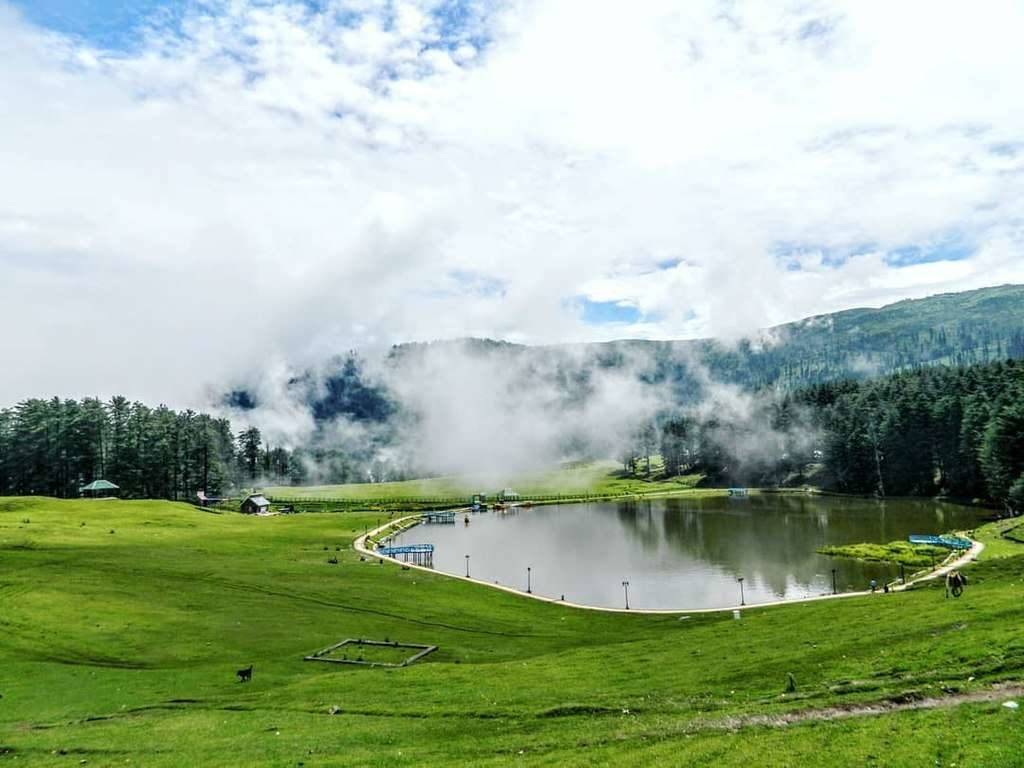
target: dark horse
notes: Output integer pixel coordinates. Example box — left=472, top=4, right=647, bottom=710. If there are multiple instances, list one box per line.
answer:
left=946, top=570, right=968, bottom=598
left=236, top=664, right=253, bottom=683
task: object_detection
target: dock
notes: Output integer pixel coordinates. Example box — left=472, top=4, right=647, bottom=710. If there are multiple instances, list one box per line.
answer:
left=423, top=511, right=456, bottom=524
left=908, top=534, right=973, bottom=550
left=376, top=543, right=435, bottom=565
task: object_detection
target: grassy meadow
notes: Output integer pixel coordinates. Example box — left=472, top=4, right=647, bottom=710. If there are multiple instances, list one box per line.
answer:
left=1, top=496, right=1023, bottom=766
left=263, top=460, right=708, bottom=503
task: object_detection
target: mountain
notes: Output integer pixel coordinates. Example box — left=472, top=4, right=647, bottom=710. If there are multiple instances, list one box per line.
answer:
left=595, top=282, right=1024, bottom=391
left=216, top=285, right=1024, bottom=485
left=224, top=284, right=1024, bottom=424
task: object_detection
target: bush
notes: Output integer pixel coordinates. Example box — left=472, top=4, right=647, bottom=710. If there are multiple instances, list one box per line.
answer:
left=1009, top=475, right=1024, bottom=514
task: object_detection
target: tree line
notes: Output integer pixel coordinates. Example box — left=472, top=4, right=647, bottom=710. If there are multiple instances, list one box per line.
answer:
left=621, top=359, right=1024, bottom=511
left=4, top=359, right=1023, bottom=507
left=0, top=397, right=305, bottom=499
left=804, top=358, right=1024, bottom=508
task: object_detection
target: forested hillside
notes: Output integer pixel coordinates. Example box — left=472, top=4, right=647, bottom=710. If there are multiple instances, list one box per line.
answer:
left=4, top=286, right=1022, bottom=499
left=575, top=283, right=1024, bottom=394
left=693, top=283, right=1024, bottom=389
left=227, top=285, right=1024, bottom=422
left=804, top=359, right=1024, bottom=505
left=629, top=360, right=1024, bottom=509
left=0, top=398, right=302, bottom=499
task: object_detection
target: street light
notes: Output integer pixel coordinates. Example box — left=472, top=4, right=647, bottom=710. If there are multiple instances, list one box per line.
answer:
left=622, top=580, right=630, bottom=610
left=465, top=554, right=470, bottom=578
left=831, top=568, right=837, bottom=595
left=527, top=566, right=532, bottom=594
left=738, top=576, right=746, bottom=607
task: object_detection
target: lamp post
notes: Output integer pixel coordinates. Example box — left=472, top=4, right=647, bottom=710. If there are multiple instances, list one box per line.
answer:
left=622, top=580, right=630, bottom=610
left=465, top=554, right=470, bottom=578
left=738, top=576, right=746, bottom=607
left=831, top=568, right=837, bottom=595
left=899, top=563, right=906, bottom=585
left=527, top=566, right=532, bottom=594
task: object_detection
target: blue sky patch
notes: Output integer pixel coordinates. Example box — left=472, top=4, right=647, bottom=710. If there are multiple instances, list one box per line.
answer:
left=775, top=236, right=974, bottom=271
left=11, top=0, right=490, bottom=53
left=772, top=241, right=866, bottom=270
left=885, top=239, right=973, bottom=266
left=578, top=298, right=641, bottom=325
left=11, top=0, right=185, bottom=49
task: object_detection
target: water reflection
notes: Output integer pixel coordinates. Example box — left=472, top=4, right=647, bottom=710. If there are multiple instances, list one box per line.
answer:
left=394, top=496, right=981, bottom=610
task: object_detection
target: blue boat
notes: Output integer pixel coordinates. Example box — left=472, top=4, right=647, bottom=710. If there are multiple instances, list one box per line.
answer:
left=908, top=534, right=972, bottom=550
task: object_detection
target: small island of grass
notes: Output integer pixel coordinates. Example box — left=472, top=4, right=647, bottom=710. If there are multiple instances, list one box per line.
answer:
left=818, top=540, right=951, bottom=568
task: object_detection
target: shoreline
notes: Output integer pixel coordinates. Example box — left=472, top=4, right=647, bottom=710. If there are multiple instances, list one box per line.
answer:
left=353, top=511, right=984, bottom=616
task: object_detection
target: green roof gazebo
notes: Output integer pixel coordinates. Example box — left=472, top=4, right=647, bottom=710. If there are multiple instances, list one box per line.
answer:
left=80, top=479, right=120, bottom=498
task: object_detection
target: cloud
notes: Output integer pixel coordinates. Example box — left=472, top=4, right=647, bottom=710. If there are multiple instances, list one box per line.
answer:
left=1, top=0, right=1023, bottom=407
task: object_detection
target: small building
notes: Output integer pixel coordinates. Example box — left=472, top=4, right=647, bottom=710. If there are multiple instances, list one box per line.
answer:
left=197, top=490, right=227, bottom=508
left=240, top=494, right=271, bottom=515
left=80, top=479, right=120, bottom=498
left=499, top=488, right=520, bottom=502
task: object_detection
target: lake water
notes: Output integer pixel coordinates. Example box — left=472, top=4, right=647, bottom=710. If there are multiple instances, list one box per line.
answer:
left=392, top=495, right=983, bottom=610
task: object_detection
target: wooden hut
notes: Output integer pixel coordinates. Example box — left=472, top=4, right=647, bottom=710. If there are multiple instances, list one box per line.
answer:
left=240, top=494, right=271, bottom=515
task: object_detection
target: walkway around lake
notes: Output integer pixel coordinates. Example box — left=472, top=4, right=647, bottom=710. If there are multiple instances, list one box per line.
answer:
left=354, top=507, right=984, bottom=615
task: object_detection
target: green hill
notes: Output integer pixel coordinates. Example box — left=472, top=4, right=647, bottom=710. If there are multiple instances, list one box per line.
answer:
left=573, top=283, right=1024, bottom=390
left=2, top=497, right=1023, bottom=766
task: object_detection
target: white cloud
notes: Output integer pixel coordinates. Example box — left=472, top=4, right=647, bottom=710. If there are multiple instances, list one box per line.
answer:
left=1, top=0, right=1023, bottom=406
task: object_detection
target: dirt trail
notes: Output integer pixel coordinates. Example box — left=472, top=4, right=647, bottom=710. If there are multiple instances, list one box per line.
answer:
left=695, top=683, right=1024, bottom=732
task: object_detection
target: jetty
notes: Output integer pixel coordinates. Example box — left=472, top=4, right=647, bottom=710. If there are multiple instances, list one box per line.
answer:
left=376, top=543, right=435, bottom=566
left=908, top=534, right=973, bottom=550
left=423, top=511, right=456, bottom=524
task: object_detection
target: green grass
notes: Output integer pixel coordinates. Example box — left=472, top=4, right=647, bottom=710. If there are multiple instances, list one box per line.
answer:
left=2, top=496, right=1023, bottom=766
left=974, top=517, right=1024, bottom=559
left=817, top=540, right=952, bottom=568
left=264, top=460, right=710, bottom=503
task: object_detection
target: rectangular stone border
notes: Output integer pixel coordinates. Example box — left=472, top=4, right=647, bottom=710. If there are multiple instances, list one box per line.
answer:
left=303, top=638, right=438, bottom=668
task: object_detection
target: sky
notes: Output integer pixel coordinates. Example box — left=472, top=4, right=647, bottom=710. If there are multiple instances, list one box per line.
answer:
left=2, top=0, right=1024, bottom=408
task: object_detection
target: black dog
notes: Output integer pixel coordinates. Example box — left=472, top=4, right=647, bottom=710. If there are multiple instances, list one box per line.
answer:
left=236, top=665, right=253, bottom=683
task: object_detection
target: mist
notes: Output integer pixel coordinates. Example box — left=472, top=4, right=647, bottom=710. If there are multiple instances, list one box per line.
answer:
left=217, top=336, right=823, bottom=486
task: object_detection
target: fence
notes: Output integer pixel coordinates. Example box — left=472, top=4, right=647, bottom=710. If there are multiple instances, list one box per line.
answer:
left=267, top=489, right=696, bottom=508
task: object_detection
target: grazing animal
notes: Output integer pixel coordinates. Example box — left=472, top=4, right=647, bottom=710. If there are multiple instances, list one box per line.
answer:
left=946, top=570, right=968, bottom=598
left=236, top=665, right=253, bottom=683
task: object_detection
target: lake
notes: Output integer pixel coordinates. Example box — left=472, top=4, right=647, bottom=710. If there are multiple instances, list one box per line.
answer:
left=392, top=495, right=983, bottom=610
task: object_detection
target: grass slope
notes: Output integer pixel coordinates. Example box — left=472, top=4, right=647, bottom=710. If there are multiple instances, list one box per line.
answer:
left=1, top=497, right=1023, bottom=766
left=264, top=461, right=707, bottom=502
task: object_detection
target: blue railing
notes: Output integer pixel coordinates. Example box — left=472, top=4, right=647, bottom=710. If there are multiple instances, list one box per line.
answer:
left=377, top=544, right=435, bottom=556
left=908, top=534, right=972, bottom=550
